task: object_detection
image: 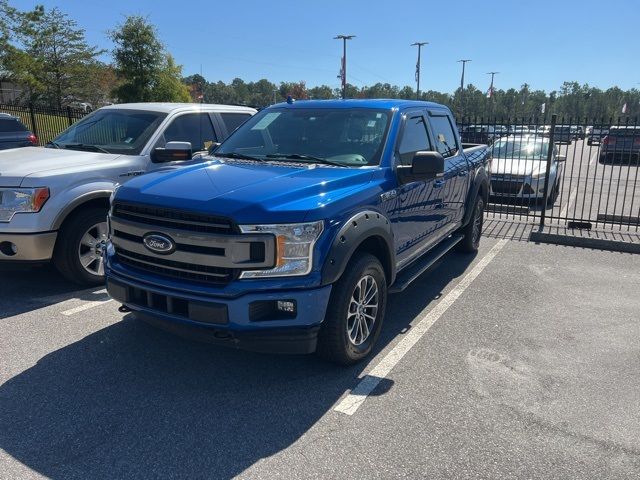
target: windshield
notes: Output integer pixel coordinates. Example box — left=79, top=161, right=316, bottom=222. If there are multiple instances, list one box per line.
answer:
left=492, top=139, right=549, bottom=160
left=52, top=109, right=167, bottom=155
left=216, top=108, right=391, bottom=167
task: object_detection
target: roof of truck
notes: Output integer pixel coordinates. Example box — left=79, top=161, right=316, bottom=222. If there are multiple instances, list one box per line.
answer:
left=272, top=98, right=447, bottom=110
left=102, top=103, right=257, bottom=113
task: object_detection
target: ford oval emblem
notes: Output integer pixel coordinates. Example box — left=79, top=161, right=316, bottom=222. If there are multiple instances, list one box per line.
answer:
left=143, top=233, right=176, bottom=255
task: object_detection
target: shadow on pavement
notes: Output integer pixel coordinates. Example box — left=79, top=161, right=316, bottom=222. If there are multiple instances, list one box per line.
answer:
left=0, top=251, right=475, bottom=479
left=0, top=264, right=98, bottom=319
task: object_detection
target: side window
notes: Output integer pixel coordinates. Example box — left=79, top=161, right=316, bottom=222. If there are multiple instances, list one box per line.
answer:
left=429, top=114, right=459, bottom=158
left=159, top=113, right=217, bottom=151
left=398, top=115, right=430, bottom=165
left=220, top=113, right=251, bottom=137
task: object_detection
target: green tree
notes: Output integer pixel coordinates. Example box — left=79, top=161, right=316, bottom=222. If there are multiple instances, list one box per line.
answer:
left=12, top=7, right=103, bottom=108
left=150, top=54, right=190, bottom=102
left=110, top=15, right=163, bottom=102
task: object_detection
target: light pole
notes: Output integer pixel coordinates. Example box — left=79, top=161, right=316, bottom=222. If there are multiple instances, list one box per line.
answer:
left=457, top=59, right=471, bottom=118
left=486, top=71, right=499, bottom=98
left=334, top=34, right=355, bottom=99
left=411, top=42, right=428, bottom=99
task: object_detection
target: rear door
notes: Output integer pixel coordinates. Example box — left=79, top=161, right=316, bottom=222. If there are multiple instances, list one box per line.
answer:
left=427, top=110, right=469, bottom=225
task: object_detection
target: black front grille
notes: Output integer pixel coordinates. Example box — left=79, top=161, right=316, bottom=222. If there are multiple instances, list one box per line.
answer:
left=491, top=178, right=524, bottom=195
left=116, top=248, right=237, bottom=285
left=112, top=202, right=235, bottom=235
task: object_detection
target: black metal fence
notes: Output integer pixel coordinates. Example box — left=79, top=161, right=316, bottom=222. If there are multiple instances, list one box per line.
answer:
left=457, top=114, right=640, bottom=233
left=0, top=103, right=88, bottom=146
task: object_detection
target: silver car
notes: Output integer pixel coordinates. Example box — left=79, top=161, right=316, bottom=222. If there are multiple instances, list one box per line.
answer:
left=489, top=135, right=566, bottom=204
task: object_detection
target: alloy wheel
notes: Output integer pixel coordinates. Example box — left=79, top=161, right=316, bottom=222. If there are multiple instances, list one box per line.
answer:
left=347, top=274, right=379, bottom=346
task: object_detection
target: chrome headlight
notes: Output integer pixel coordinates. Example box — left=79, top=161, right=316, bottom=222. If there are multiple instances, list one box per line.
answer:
left=238, top=221, right=324, bottom=278
left=0, top=187, right=50, bottom=222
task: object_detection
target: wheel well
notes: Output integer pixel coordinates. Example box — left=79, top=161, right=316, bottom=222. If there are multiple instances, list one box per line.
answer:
left=352, top=235, right=393, bottom=282
left=57, top=197, right=110, bottom=232
left=478, top=182, right=489, bottom=203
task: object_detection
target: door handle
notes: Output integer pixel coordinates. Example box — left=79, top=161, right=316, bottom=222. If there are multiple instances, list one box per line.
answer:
left=433, top=179, right=445, bottom=188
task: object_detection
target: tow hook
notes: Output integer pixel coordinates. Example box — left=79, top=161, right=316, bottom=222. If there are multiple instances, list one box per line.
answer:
left=118, top=304, right=131, bottom=313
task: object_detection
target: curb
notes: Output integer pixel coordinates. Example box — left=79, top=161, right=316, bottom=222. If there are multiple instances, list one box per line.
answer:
left=529, top=231, right=640, bottom=254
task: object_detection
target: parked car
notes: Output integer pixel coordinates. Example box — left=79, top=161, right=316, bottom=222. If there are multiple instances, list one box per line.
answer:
left=0, top=113, right=38, bottom=150
left=575, top=126, right=585, bottom=140
left=0, top=103, right=256, bottom=285
left=104, top=99, right=491, bottom=364
left=587, top=127, right=608, bottom=145
left=460, top=125, right=501, bottom=144
left=599, top=126, right=640, bottom=164
left=510, top=126, right=531, bottom=136
left=552, top=125, right=573, bottom=144
left=489, top=135, right=565, bottom=205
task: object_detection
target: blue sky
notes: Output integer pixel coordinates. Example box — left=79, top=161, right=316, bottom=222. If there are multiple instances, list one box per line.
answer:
left=13, top=0, right=640, bottom=93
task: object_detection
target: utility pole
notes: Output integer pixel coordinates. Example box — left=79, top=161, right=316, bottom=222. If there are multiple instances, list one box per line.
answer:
left=334, top=34, right=355, bottom=99
left=411, top=42, right=428, bottom=100
left=457, top=59, right=471, bottom=119
left=486, top=71, right=499, bottom=98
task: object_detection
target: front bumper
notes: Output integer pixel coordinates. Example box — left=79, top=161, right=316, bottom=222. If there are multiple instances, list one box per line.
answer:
left=0, top=231, right=57, bottom=262
left=106, top=271, right=332, bottom=354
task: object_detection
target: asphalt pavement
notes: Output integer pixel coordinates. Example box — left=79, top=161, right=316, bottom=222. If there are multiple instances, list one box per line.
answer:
left=0, top=235, right=639, bottom=479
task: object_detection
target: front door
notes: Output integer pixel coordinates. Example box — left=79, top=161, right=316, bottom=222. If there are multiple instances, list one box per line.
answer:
left=391, top=112, right=445, bottom=267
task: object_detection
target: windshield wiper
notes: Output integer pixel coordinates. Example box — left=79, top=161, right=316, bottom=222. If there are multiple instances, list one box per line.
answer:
left=265, top=153, right=347, bottom=167
left=46, top=141, right=62, bottom=149
left=214, top=152, right=266, bottom=162
left=62, top=143, right=111, bottom=154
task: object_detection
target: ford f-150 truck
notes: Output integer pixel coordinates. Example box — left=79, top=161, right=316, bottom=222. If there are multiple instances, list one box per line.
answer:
left=105, top=99, right=490, bottom=364
left=0, top=103, right=256, bottom=285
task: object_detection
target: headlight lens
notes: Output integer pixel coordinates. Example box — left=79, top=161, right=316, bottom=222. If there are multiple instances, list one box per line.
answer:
left=238, top=221, right=324, bottom=278
left=0, top=187, right=50, bottom=222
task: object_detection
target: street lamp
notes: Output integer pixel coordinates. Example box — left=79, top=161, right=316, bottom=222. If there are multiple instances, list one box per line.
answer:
left=457, top=59, right=471, bottom=118
left=411, top=42, right=428, bottom=100
left=486, top=71, right=499, bottom=99
left=334, top=34, right=355, bottom=99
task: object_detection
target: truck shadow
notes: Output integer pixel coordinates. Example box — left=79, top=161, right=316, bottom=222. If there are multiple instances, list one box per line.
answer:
left=0, top=264, right=100, bottom=319
left=0, top=251, right=475, bottom=479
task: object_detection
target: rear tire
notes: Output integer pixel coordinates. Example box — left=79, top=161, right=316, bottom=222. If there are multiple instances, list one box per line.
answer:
left=317, top=253, right=387, bottom=365
left=53, top=207, right=109, bottom=286
left=457, top=196, right=484, bottom=253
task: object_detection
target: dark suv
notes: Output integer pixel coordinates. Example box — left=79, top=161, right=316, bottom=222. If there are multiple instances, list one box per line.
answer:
left=0, top=114, right=38, bottom=150
left=600, top=126, right=640, bottom=164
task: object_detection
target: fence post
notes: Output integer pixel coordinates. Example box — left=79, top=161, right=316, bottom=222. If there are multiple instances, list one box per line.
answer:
left=539, top=114, right=557, bottom=228
left=28, top=103, right=38, bottom=140
left=66, top=106, right=73, bottom=126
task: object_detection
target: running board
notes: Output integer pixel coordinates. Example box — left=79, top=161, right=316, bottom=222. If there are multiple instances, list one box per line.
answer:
left=389, top=234, right=464, bottom=294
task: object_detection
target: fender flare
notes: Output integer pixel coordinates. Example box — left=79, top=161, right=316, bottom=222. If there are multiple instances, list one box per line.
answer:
left=51, top=189, right=113, bottom=230
left=461, top=169, right=489, bottom=227
left=321, top=210, right=396, bottom=286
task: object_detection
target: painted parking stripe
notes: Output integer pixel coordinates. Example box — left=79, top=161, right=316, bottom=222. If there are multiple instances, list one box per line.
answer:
left=61, top=299, right=113, bottom=316
left=334, top=239, right=508, bottom=416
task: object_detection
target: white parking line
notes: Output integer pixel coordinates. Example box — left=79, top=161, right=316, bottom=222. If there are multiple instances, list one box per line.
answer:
left=334, top=239, right=508, bottom=416
left=559, top=150, right=598, bottom=219
left=61, top=298, right=113, bottom=316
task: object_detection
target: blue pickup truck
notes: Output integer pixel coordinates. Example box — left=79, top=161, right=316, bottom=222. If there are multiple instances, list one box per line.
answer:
left=105, top=99, right=490, bottom=364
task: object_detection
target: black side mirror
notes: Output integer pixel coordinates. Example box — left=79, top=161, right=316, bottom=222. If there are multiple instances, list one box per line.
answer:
left=151, top=141, right=193, bottom=163
left=397, top=151, right=444, bottom=184
left=411, top=151, right=445, bottom=176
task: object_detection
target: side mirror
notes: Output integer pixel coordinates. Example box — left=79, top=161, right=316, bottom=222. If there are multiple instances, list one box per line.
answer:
left=151, top=141, right=193, bottom=163
left=556, top=154, right=566, bottom=162
left=411, top=151, right=445, bottom=177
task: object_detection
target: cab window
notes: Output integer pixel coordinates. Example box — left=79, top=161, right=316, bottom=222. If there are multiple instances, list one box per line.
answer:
left=157, top=113, right=218, bottom=151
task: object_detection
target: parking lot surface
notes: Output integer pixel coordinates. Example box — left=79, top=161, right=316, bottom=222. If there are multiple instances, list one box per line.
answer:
left=1, top=235, right=639, bottom=479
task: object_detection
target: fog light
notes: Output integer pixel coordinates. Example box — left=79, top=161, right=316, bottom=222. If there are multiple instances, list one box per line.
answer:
left=0, top=241, right=17, bottom=256
left=277, top=300, right=296, bottom=314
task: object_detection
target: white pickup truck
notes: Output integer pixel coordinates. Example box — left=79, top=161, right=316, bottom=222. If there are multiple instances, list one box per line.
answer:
left=0, top=102, right=256, bottom=285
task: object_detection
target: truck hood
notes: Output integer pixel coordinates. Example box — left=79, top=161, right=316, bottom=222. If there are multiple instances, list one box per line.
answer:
left=0, top=147, right=122, bottom=186
left=116, top=158, right=376, bottom=223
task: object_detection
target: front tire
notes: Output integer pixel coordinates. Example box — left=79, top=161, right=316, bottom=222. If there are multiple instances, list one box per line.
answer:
left=457, top=196, right=484, bottom=253
left=53, top=207, right=109, bottom=286
left=317, top=253, right=387, bottom=365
